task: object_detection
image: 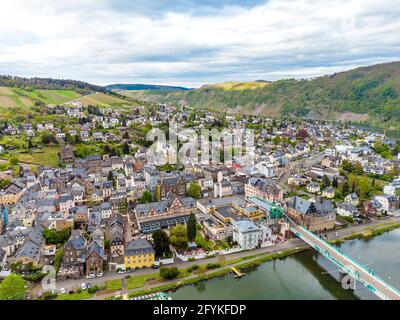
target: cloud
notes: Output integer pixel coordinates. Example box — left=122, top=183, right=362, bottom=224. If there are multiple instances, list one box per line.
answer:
left=0, top=0, right=399, bottom=87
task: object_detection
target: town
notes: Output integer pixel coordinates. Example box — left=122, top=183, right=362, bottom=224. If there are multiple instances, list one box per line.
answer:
left=0, top=100, right=400, bottom=300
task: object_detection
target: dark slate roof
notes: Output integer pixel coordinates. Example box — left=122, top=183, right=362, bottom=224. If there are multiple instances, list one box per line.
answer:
left=84, top=240, right=106, bottom=260
left=247, top=177, right=280, bottom=193
left=288, top=196, right=334, bottom=216
left=337, top=202, right=358, bottom=213
left=109, top=214, right=124, bottom=228
left=124, top=239, right=154, bottom=256
left=14, top=240, right=41, bottom=261
left=66, top=230, right=87, bottom=250
left=0, top=248, right=6, bottom=262
left=135, top=197, right=196, bottom=216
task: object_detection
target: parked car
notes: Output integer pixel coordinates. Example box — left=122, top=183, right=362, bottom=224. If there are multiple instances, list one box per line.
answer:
left=86, top=283, right=92, bottom=289
left=97, top=272, right=103, bottom=277
left=118, top=270, right=126, bottom=274
left=60, top=288, right=66, bottom=294
left=81, top=283, right=87, bottom=290
left=87, top=273, right=96, bottom=279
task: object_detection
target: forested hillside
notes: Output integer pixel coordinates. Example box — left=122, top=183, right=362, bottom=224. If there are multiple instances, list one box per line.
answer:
left=116, top=62, right=400, bottom=124
left=0, top=75, right=105, bottom=93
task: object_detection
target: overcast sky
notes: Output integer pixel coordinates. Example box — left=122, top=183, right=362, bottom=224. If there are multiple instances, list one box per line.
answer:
left=1, top=0, right=399, bottom=87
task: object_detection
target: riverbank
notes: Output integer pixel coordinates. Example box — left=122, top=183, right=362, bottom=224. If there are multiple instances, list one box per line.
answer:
left=100, top=219, right=400, bottom=300
left=119, top=247, right=307, bottom=300
left=330, top=221, right=400, bottom=245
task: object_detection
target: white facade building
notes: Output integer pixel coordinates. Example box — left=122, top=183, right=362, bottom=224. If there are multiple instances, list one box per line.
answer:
left=231, top=220, right=261, bottom=250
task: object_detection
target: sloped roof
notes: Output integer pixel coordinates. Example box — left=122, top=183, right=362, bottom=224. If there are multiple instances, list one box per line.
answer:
left=124, top=239, right=154, bottom=256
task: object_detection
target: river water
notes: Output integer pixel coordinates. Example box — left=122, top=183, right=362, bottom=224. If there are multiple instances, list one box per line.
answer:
left=170, top=229, right=400, bottom=300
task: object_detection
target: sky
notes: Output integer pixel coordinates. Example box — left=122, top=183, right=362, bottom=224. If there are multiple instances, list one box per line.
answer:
left=0, top=0, right=400, bottom=87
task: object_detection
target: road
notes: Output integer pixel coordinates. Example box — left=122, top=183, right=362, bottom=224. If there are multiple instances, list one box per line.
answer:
left=47, top=216, right=400, bottom=295
left=277, top=151, right=325, bottom=186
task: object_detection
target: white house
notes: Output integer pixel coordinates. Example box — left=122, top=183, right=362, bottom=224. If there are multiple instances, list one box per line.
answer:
left=325, top=148, right=336, bottom=156
left=344, top=193, right=359, bottom=206
left=255, top=162, right=276, bottom=178
left=307, top=182, right=320, bottom=194
left=373, top=194, right=400, bottom=216
left=231, top=220, right=261, bottom=250
left=373, top=195, right=400, bottom=216
left=336, top=202, right=358, bottom=217
left=383, top=180, right=400, bottom=196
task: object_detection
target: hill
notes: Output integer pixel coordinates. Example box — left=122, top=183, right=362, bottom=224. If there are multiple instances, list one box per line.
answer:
left=0, top=75, right=105, bottom=93
left=105, top=83, right=190, bottom=91
left=116, top=62, right=400, bottom=125
left=0, top=86, right=145, bottom=124
left=0, top=86, right=82, bottom=108
left=75, top=92, right=133, bottom=107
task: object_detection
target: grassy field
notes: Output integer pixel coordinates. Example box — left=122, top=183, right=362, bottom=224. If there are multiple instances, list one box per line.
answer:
left=37, top=89, right=81, bottom=104
left=55, top=291, right=94, bottom=300
left=125, top=273, right=159, bottom=290
left=5, top=147, right=60, bottom=167
left=105, top=279, right=122, bottom=291
left=76, top=93, right=131, bottom=107
left=0, top=86, right=82, bottom=109
left=206, top=81, right=271, bottom=91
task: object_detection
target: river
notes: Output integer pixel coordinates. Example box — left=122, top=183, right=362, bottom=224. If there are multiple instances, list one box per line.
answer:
left=169, top=229, right=400, bottom=300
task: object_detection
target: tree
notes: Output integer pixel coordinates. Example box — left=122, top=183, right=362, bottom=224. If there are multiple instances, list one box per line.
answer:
left=152, top=230, right=170, bottom=257
left=107, top=170, right=114, bottom=182
left=155, top=184, right=161, bottom=201
left=187, top=182, right=201, bottom=199
left=10, top=157, right=19, bottom=167
left=140, top=190, right=153, bottom=204
left=54, top=248, right=63, bottom=273
left=74, top=134, right=81, bottom=144
left=169, top=224, right=188, bottom=251
left=42, top=228, right=71, bottom=245
left=351, top=181, right=357, bottom=193
left=332, top=177, right=338, bottom=188
left=103, top=144, right=112, bottom=155
left=296, top=128, right=308, bottom=139
left=159, top=267, right=179, bottom=280
left=0, top=179, right=11, bottom=190
left=322, top=175, right=331, bottom=188
left=41, top=132, right=58, bottom=145
left=342, top=180, right=350, bottom=196
left=122, top=142, right=130, bottom=155
left=187, top=213, right=197, bottom=243
left=0, top=274, right=27, bottom=300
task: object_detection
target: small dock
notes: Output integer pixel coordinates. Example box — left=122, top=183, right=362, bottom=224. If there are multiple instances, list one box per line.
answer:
left=231, top=267, right=245, bottom=278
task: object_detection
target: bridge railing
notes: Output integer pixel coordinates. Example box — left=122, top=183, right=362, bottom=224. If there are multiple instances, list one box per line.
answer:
left=248, top=195, right=400, bottom=296
left=294, top=225, right=400, bottom=296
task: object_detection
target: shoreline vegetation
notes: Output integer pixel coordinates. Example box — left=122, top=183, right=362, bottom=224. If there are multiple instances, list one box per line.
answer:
left=96, top=221, right=400, bottom=300
left=329, top=221, right=400, bottom=245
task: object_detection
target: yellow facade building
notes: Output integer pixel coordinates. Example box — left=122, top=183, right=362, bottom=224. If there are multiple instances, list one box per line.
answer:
left=124, top=239, right=155, bottom=269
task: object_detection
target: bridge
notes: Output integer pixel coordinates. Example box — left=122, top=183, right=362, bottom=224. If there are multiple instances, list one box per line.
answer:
left=249, top=196, right=400, bottom=300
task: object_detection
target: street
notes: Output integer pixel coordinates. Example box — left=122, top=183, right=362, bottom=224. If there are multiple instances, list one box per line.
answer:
left=46, top=215, right=400, bottom=296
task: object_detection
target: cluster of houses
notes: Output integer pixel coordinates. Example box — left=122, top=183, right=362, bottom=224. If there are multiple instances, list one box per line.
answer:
left=0, top=102, right=399, bottom=283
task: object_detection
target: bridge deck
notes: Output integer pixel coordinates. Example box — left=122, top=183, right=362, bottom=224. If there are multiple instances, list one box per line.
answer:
left=247, top=196, right=400, bottom=300
left=291, top=224, right=400, bottom=300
